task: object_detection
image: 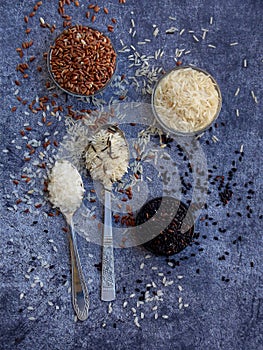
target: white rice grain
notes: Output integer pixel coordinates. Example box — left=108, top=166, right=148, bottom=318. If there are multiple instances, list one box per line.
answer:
left=134, top=317, right=141, bottom=327
left=234, top=87, right=240, bottom=96
left=179, top=28, right=185, bottom=35
left=108, top=302, right=113, bottom=314
left=153, top=27, right=159, bottom=37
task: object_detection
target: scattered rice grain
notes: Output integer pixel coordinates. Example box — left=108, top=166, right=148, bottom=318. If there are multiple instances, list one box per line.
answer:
left=179, top=29, right=185, bottom=35
left=134, top=316, right=141, bottom=327
left=234, top=87, right=240, bottom=96
left=108, top=302, right=113, bottom=314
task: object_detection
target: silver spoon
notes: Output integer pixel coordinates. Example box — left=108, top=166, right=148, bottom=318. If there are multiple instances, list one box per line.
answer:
left=48, top=160, right=89, bottom=320
left=85, top=125, right=129, bottom=301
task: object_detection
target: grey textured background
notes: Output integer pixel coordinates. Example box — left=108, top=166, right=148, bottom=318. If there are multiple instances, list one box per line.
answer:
left=0, top=1, right=262, bottom=349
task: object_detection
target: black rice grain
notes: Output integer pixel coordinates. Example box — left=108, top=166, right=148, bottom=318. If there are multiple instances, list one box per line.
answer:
left=135, top=197, right=195, bottom=256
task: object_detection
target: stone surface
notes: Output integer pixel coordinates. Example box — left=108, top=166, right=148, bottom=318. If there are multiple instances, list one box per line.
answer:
left=0, top=1, right=262, bottom=350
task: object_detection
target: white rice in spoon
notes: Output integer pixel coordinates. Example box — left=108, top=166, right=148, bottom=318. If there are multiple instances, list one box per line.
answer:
left=48, top=159, right=84, bottom=215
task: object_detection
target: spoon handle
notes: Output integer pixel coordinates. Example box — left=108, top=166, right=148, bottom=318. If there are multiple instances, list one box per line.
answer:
left=101, top=189, right=116, bottom=301
left=68, top=218, right=90, bottom=320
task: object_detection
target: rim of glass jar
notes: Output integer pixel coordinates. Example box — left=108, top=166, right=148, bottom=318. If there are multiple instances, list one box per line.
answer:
left=151, top=65, right=222, bottom=137
left=47, top=25, right=117, bottom=98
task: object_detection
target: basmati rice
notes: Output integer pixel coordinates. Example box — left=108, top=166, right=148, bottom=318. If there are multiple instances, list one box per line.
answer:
left=153, top=67, right=220, bottom=133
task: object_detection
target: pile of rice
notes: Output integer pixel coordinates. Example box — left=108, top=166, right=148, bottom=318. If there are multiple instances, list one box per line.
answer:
left=153, top=67, right=221, bottom=133
left=85, top=126, right=129, bottom=189
left=48, top=160, right=84, bottom=215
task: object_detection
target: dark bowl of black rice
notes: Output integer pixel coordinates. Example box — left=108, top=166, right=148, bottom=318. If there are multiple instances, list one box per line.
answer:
left=135, top=196, right=195, bottom=256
